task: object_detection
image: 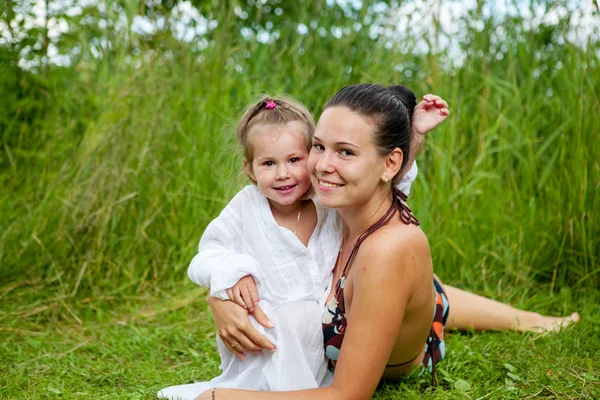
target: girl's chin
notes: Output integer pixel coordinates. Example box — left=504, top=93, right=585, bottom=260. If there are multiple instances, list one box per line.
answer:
left=269, top=190, right=307, bottom=207
left=278, top=199, right=302, bottom=206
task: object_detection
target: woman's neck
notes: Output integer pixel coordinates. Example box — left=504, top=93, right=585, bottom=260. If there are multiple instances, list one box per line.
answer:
left=337, top=188, right=393, bottom=243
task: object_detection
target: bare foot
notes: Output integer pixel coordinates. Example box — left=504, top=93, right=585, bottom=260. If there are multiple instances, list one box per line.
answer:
left=517, top=312, right=580, bottom=333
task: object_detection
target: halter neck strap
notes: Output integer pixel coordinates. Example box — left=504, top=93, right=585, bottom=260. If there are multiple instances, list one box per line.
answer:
left=338, top=189, right=420, bottom=284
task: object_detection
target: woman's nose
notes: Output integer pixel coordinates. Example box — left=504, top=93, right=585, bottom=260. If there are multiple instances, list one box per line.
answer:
left=315, top=151, right=335, bottom=173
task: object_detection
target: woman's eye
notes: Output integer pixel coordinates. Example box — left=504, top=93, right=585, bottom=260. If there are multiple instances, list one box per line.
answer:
left=313, top=144, right=324, bottom=151
left=340, top=149, right=354, bottom=156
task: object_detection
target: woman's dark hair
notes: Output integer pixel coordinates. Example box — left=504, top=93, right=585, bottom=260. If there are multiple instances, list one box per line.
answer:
left=324, top=83, right=416, bottom=181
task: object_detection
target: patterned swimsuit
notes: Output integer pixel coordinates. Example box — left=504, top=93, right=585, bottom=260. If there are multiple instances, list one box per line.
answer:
left=321, top=190, right=450, bottom=384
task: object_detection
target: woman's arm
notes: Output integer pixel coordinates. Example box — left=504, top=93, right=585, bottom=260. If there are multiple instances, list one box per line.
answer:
left=399, top=94, right=449, bottom=177
left=197, top=227, right=429, bottom=400
left=325, top=227, right=425, bottom=399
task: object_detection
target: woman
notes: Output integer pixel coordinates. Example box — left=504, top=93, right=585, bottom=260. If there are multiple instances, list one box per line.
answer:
left=196, top=84, right=579, bottom=400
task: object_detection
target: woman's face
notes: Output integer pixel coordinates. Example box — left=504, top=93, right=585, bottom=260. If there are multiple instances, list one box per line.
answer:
left=308, top=107, right=387, bottom=208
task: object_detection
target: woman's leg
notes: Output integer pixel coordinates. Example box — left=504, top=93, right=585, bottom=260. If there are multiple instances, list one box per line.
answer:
left=439, top=282, right=580, bottom=333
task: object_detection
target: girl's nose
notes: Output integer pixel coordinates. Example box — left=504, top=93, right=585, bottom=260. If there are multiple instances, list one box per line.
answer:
left=276, top=164, right=290, bottom=179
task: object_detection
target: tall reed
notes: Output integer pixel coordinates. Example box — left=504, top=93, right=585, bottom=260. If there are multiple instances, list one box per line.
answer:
left=1, top=1, right=597, bottom=317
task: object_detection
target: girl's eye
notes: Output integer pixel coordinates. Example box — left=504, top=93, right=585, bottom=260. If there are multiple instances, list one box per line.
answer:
left=340, top=149, right=354, bottom=157
left=289, top=157, right=300, bottom=163
left=263, top=161, right=274, bottom=166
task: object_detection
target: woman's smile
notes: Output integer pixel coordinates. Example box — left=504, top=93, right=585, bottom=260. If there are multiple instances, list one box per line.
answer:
left=316, top=179, right=345, bottom=190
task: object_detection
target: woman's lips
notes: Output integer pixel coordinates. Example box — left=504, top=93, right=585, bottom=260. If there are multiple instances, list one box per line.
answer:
left=317, top=179, right=344, bottom=191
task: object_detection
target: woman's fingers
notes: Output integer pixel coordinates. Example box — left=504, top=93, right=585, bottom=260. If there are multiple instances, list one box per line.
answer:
left=218, top=332, right=246, bottom=360
left=435, top=99, right=449, bottom=109
left=221, top=323, right=258, bottom=353
left=422, top=94, right=449, bottom=109
left=207, top=296, right=274, bottom=355
left=423, top=94, right=441, bottom=102
left=233, top=305, right=276, bottom=350
left=234, top=331, right=264, bottom=353
left=218, top=305, right=276, bottom=351
left=250, top=306, right=276, bottom=336
left=234, top=313, right=274, bottom=350
left=221, top=322, right=264, bottom=353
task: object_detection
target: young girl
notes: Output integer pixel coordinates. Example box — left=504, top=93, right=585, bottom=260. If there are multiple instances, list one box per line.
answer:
left=157, top=93, right=448, bottom=400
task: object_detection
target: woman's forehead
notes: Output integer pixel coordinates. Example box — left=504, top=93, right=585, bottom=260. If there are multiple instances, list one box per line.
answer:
left=315, top=107, right=376, bottom=143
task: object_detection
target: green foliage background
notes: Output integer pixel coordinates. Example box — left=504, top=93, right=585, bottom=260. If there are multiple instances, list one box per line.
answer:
left=1, top=0, right=599, bottom=398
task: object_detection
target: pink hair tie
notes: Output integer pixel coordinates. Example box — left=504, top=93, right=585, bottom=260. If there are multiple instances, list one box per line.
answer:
left=265, top=100, right=277, bottom=109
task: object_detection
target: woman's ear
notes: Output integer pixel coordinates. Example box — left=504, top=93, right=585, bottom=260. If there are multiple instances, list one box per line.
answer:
left=243, top=158, right=256, bottom=182
left=381, top=148, right=403, bottom=183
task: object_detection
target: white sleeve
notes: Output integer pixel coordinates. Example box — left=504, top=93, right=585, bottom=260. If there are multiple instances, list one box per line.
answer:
left=396, top=161, right=418, bottom=197
left=187, top=191, right=263, bottom=300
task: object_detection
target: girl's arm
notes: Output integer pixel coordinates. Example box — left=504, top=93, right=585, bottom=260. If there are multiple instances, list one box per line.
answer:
left=197, top=227, right=429, bottom=400
left=188, top=190, right=264, bottom=301
left=189, top=190, right=276, bottom=355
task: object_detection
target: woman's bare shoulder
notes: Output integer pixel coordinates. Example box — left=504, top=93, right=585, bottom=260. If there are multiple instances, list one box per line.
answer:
left=344, top=223, right=431, bottom=321
left=354, top=222, right=431, bottom=282
left=363, top=222, right=430, bottom=257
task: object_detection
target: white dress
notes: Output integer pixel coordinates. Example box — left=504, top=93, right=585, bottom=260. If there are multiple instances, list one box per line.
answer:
left=157, top=185, right=341, bottom=399
left=157, top=162, right=417, bottom=399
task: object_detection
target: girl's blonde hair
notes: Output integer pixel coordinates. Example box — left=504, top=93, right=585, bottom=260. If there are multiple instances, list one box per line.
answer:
left=237, top=95, right=315, bottom=170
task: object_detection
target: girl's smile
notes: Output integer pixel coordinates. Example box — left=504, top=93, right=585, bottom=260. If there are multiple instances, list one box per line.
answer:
left=246, top=121, right=311, bottom=211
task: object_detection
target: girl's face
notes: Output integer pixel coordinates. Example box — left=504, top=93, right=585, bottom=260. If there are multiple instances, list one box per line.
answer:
left=246, top=122, right=311, bottom=207
left=308, top=107, right=387, bottom=209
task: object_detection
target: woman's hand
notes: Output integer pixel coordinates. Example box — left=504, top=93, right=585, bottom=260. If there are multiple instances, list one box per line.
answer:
left=412, top=94, right=449, bottom=136
left=207, top=296, right=276, bottom=360
left=400, top=94, right=449, bottom=177
left=226, top=275, right=260, bottom=312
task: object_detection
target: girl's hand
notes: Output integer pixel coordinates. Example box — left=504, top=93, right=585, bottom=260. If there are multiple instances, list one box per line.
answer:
left=206, top=296, right=276, bottom=360
left=226, top=275, right=259, bottom=313
left=412, top=94, right=449, bottom=136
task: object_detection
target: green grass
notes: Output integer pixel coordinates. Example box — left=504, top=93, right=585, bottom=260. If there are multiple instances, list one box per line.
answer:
left=1, top=1, right=599, bottom=398
left=1, top=284, right=599, bottom=399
